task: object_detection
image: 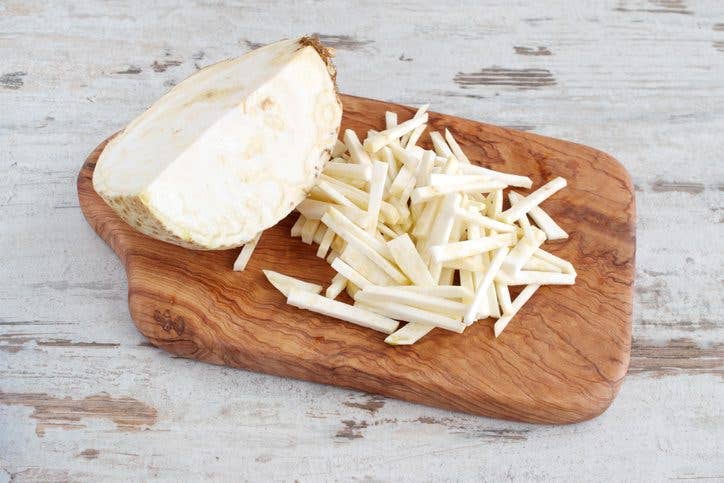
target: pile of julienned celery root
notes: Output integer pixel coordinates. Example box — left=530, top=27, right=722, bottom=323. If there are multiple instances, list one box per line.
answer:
left=234, top=105, right=576, bottom=345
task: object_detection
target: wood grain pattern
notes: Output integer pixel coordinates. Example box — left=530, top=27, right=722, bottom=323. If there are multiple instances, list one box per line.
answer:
left=76, top=94, right=635, bottom=424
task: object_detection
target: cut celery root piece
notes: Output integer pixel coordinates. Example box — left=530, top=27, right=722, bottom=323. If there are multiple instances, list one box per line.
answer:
left=355, top=299, right=465, bottom=333
left=233, top=232, right=261, bottom=271
left=385, top=323, right=434, bottom=345
left=356, top=285, right=468, bottom=317
left=95, top=37, right=341, bottom=250
left=263, top=270, right=323, bottom=298
left=494, top=284, right=541, bottom=337
left=386, top=234, right=435, bottom=286
left=288, top=289, right=399, bottom=334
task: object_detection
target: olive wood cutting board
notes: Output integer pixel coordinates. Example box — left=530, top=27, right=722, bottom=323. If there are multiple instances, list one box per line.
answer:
left=77, top=94, right=635, bottom=424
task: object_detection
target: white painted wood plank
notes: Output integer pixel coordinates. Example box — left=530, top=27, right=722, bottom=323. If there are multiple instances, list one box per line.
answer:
left=1, top=1, right=722, bottom=481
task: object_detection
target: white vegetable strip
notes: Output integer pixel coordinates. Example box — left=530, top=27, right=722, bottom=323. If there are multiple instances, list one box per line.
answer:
left=379, top=146, right=398, bottom=190
left=384, top=323, right=434, bottom=346
left=411, top=180, right=506, bottom=204
left=518, top=212, right=534, bottom=240
left=325, top=250, right=339, bottom=265
left=409, top=146, right=426, bottom=163
left=402, top=105, right=428, bottom=151
left=425, top=193, right=461, bottom=280
left=443, top=129, right=470, bottom=164
left=509, top=191, right=568, bottom=240
left=449, top=217, right=464, bottom=243
left=331, top=258, right=372, bottom=289
left=355, top=299, right=465, bottom=333
left=288, top=289, right=398, bottom=334
left=390, top=201, right=410, bottom=229
left=366, top=161, right=388, bottom=233
left=316, top=228, right=335, bottom=259
left=429, top=174, right=498, bottom=186
left=356, top=286, right=468, bottom=317
left=317, top=180, right=361, bottom=210
left=441, top=257, right=486, bottom=271
left=501, top=227, right=547, bottom=275
left=459, top=164, right=533, bottom=189
left=339, top=246, right=395, bottom=286
left=509, top=188, right=534, bottom=239
left=429, top=131, right=453, bottom=157
left=404, top=124, right=426, bottom=149
left=386, top=234, right=435, bottom=286
left=344, top=129, right=372, bottom=166
left=312, top=223, right=327, bottom=245
left=485, top=253, right=501, bottom=319
left=398, top=177, right=417, bottom=206
left=263, top=270, right=323, bottom=298
left=466, top=200, right=487, bottom=212
left=331, top=235, right=345, bottom=253
left=522, top=255, right=562, bottom=273
left=332, top=139, right=347, bottom=158
left=455, top=208, right=517, bottom=233
left=349, top=178, right=369, bottom=189
left=325, top=273, right=347, bottom=299
left=297, top=199, right=368, bottom=226
left=324, top=206, right=391, bottom=259
left=465, top=218, right=486, bottom=273
left=534, top=248, right=576, bottom=274
left=392, top=285, right=474, bottom=300
left=426, top=194, right=460, bottom=245
left=490, top=189, right=503, bottom=217
left=322, top=209, right=408, bottom=284
left=416, top=151, right=436, bottom=186
left=385, top=111, right=398, bottom=129
left=377, top=222, right=399, bottom=240
left=320, top=174, right=400, bottom=224
left=323, top=162, right=372, bottom=181
left=346, top=282, right=360, bottom=299
left=494, top=284, right=541, bottom=337
left=389, top=167, right=416, bottom=197
left=429, top=233, right=517, bottom=263
left=233, top=232, right=261, bottom=272
left=496, top=270, right=576, bottom=286
left=475, top=251, right=491, bottom=319
left=439, top=267, right=456, bottom=286
left=413, top=103, right=430, bottom=118
left=390, top=144, right=421, bottom=171
left=411, top=198, right=439, bottom=239
left=459, top=270, right=475, bottom=303
left=499, top=177, right=567, bottom=223
left=389, top=223, right=407, bottom=236
left=495, top=282, right=513, bottom=314
left=300, top=218, right=320, bottom=245
left=290, top=215, right=306, bottom=237
left=364, top=113, right=429, bottom=153
left=464, top=246, right=509, bottom=325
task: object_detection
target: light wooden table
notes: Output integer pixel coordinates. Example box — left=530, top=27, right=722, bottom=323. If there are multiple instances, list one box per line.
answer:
left=1, top=1, right=722, bottom=481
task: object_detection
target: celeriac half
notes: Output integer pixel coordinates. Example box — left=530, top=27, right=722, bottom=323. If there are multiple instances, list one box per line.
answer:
left=93, top=37, right=342, bottom=249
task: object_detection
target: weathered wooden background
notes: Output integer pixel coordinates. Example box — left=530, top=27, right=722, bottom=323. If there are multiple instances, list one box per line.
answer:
left=1, top=1, right=722, bottom=481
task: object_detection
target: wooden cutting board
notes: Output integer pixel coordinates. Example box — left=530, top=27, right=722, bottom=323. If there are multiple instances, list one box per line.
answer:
left=77, top=94, right=635, bottom=424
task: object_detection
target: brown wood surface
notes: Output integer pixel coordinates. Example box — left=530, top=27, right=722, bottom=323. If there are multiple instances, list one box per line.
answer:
left=76, top=94, right=635, bottom=424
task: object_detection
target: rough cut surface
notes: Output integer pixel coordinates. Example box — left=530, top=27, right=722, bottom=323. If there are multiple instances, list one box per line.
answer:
left=93, top=37, right=342, bottom=249
left=1, top=2, right=722, bottom=481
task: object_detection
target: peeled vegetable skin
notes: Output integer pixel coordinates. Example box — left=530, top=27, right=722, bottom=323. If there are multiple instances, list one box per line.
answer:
left=93, top=37, right=342, bottom=249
